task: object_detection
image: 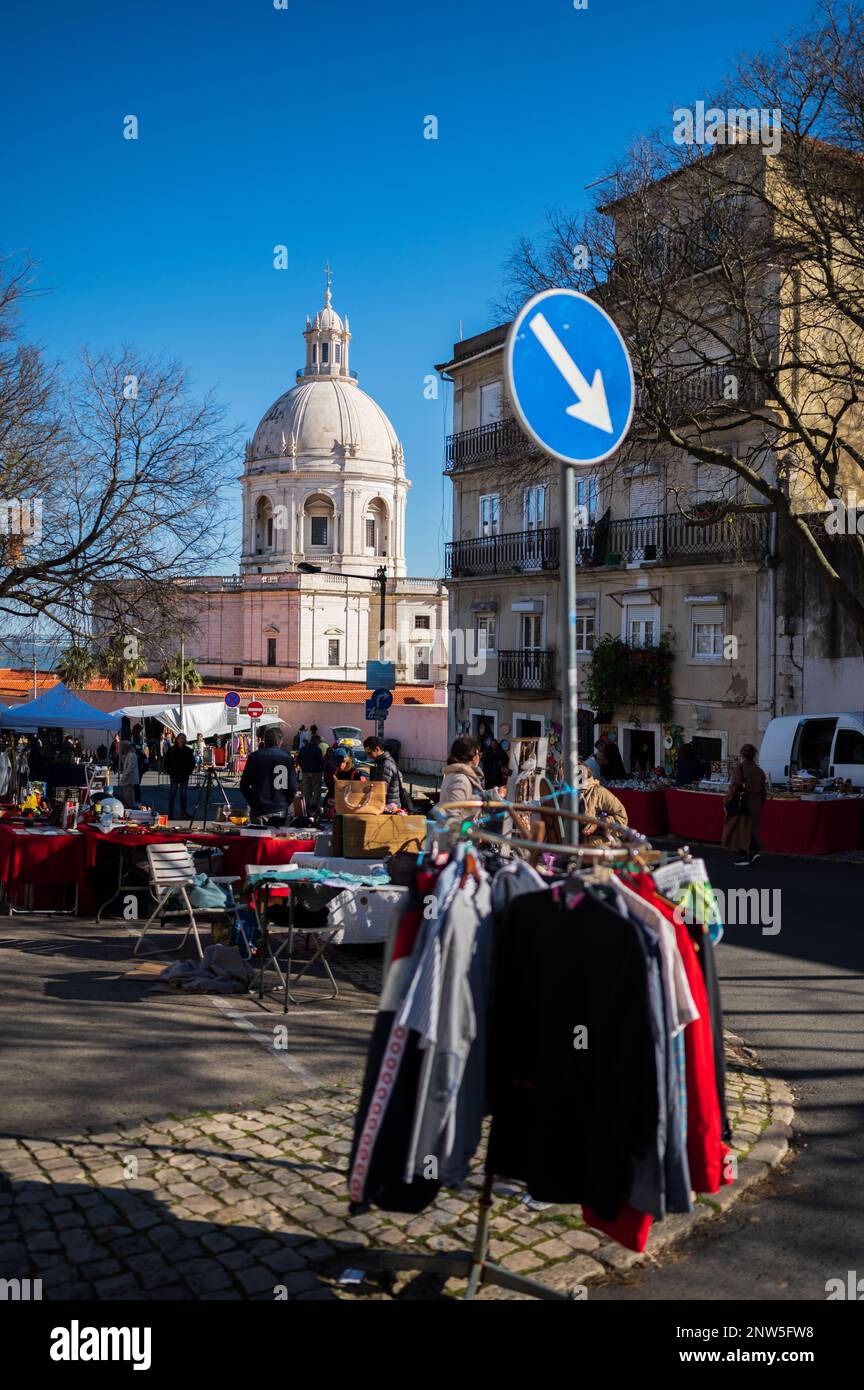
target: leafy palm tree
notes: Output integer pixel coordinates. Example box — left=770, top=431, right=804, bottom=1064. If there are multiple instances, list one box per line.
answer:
left=55, top=643, right=96, bottom=689
left=158, top=654, right=202, bottom=694
left=98, top=632, right=145, bottom=692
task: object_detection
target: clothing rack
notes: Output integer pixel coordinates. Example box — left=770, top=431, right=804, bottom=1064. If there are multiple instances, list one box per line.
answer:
left=356, top=799, right=696, bottom=1301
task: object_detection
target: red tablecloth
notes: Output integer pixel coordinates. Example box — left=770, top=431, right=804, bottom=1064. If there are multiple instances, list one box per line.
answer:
left=760, top=798, right=864, bottom=855
left=0, top=824, right=85, bottom=908
left=664, top=789, right=726, bottom=844
left=188, top=834, right=316, bottom=879
left=613, top=788, right=669, bottom=837
left=663, top=788, right=864, bottom=856
left=75, top=826, right=318, bottom=913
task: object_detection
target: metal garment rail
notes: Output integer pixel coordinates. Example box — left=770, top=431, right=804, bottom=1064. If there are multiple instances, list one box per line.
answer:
left=358, top=803, right=677, bottom=1300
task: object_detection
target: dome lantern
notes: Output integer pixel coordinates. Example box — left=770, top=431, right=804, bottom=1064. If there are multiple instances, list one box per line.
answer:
left=300, top=263, right=353, bottom=382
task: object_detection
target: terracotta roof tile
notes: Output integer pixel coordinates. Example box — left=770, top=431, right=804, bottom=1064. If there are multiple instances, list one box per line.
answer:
left=0, top=670, right=437, bottom=706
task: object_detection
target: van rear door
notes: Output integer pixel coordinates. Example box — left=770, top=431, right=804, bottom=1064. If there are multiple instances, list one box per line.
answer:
left=790, top=716, right=838, bottom=777
left=830, top=722, right=864, bottom=787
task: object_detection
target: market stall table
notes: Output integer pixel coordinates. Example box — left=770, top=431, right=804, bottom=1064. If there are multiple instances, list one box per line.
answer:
left=0, top=823, right=85, bottom=913
left=77, top=826, right=319, bottom=917
left=663, top=787, right=864, bottom=856
left=610, top=787, right=669, bottom=838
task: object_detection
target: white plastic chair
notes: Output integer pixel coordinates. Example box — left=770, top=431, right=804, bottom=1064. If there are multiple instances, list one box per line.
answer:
left=134, top=842, right=239, bottom=959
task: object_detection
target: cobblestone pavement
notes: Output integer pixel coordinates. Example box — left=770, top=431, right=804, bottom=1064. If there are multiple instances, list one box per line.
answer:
left=0, top=1036, right=793, bottom=1301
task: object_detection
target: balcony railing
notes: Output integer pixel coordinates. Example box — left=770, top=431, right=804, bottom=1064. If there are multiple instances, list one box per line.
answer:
left=604, top=509, right=771, bottom=564
left=446, top=510, right=771, bottom=577
left=445, top=417, right=539, bottom=472
left=635, top=361, right=762, bottom=423
left=295, top=365, right=359, bottom=380
left=446, top=526, right=562, bottom=578
left=498, top=649, right=555, bottom=693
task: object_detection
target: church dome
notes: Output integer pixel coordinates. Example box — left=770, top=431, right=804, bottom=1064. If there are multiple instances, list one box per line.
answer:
left=250, top=377, right=402, bottom=465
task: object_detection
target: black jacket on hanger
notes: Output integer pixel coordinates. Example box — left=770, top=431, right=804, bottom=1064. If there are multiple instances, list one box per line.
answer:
left=486, top=886, right=658, bottom=1218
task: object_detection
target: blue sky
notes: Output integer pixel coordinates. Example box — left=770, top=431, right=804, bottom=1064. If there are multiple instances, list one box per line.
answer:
left=3, top=0, right=816, bottom=577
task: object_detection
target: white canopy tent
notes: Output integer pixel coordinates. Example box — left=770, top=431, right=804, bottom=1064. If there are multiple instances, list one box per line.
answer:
left=113, top=700, right=283, bottom=740
left=0, top=683, right=123, bottom=733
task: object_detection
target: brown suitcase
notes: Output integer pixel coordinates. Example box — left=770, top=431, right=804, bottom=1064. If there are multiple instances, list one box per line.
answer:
left=340, top=813, right=426, bottom=859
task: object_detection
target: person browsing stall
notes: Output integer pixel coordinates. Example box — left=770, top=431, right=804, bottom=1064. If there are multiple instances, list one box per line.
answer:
left=240, top=725, right=298, bottom=824
left=164, top=731, right=196, bottom=820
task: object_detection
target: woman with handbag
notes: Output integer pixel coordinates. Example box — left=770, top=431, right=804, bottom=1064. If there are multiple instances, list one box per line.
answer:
left=721, top=744, right=767, bottom=866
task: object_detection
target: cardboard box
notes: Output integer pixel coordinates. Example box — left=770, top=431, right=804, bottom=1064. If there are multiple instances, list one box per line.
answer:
left=341, top=814, right=427, bottom=859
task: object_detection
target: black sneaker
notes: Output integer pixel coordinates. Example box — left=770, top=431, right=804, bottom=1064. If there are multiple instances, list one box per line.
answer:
left=733, top=856, right=752, bottom=866
left=750, top=852, right=761, bottom=864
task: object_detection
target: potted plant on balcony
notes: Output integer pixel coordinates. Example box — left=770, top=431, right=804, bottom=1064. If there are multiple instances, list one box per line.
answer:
left=585, top=633, right=675, bottom=724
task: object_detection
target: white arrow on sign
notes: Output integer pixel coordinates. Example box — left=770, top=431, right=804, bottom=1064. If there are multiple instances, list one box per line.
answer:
left=529, top=311, right=614, bottom=434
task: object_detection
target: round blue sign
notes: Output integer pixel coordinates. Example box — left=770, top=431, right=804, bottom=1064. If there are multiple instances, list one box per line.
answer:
left=505, top=288, right=634, bottom=466
left=224, top=691, right=241, bottom=708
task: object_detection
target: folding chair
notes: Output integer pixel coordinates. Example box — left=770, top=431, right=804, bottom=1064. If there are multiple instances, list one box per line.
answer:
left=251, top=874, right=340, bottom=1010
left=133, top=842, right=239, bottom=959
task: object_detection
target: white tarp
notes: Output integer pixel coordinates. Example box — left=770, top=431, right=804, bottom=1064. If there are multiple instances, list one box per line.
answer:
left=112, top=700, right=283, bottom=740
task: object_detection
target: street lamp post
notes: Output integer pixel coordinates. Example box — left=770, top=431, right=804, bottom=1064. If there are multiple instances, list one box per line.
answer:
left=297, top=561, right=389, bottom=739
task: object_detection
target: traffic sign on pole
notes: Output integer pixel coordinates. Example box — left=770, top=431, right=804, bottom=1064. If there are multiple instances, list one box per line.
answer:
left=245, top=700, right=264, bottom=719
left=224, top=691, right=241, bottom=709
left=505, top=289, right=635, bottom=833
left=505, top=288, right=634, bottom=467
left=366, top=701, right=389, bottom=723
left=366, top=660, right=396, bottom=691
left=369, top=688, right=393, bottom=712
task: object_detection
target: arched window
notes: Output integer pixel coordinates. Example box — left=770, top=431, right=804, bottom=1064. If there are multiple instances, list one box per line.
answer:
left=304, top=494, right=335, bottom=553
left=364, top=498, right=388, bottom=555
left=321, top=341, right=330, bottom=364
left=254, top=496, right=274, bottom=553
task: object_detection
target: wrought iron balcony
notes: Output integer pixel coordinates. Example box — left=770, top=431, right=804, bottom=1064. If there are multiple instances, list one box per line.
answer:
left=498, top=649, right=555, bottom=693
left=446, top=510, right=771, bottom=577
left=444, top=417, right=539, bottom=473
left=603, top=509, right=771, bottom=564
left=446, top=527, right=564, bottom=578
left=635, top=361, right=762, bottom=423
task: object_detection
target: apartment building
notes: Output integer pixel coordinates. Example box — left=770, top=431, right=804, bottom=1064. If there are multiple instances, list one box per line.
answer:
left=436, top=138, right=864, bottom=770
left=437, top=322, right=773, bottom=774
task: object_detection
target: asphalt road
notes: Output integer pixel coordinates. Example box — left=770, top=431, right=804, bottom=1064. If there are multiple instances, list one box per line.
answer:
left=592, top=846, right=864, bottom=1302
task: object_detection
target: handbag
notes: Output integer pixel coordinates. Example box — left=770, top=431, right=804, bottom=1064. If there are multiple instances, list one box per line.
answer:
left=335, top=779, right=387, bottom=815
left=724, top=785, right=748, bottom=817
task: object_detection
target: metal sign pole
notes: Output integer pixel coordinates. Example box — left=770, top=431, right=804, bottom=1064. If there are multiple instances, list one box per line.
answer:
left=560, top=462, right=580, bottom=829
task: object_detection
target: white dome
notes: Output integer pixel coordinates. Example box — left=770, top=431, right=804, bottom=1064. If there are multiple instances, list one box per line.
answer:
left=250, top=377, right=402, bottom=466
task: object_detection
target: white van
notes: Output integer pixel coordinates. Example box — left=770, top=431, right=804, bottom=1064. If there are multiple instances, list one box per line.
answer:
left=758, top=714, right=864, bottom=787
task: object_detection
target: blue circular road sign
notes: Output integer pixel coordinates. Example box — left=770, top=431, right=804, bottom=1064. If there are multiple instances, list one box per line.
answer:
left=505, top=288, right=634, bottom=466
left=370, top=688, right=394, bottom=711
left=224, top=691, right=241, bottom=708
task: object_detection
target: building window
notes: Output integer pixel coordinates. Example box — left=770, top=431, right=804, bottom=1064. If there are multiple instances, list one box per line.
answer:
left=521, top=613, right=542, bottom=650
left=575, top=476, right=599, bottom=523
left=625, top=603, right=660, bottom=648
left=328, top=638, right=340, bottom=666
left=266, top=637, right=277, bottom=667
left=413, top=646, right=430, bottom=681
left=414, top=614, right=431, bottom=630
left=365, top=518, right=376, bottom=550
left=321, top=341, right=329, bottom=364
left=479, top=494, right=500, bottom=536
left=335, top=342, right=341, bottom=364
left=312, top=343, right=317, bottom=363
left=311, top=516, right=328, bottom=547
left=835, top=729, right=864, bottom=764
left=690, top=604, right=725, bottom=661
left=480, top=380, right=502, bottom=425
left=523, top=486, right=546, bottom=532
left=266, top=517, right=274, bottom=548
left=574, top=610, right=596, bottom=653
left=233, top=667, right=243, bottom=678
left=476, top=614, right=496, bottom=654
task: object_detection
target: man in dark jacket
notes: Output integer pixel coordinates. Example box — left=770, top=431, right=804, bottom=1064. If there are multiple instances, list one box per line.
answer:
left=363, top=737, right=401, bottom=804
left=297, top=736, right=325, bottom=814
left=240, top=726, right=297, bottom=823
left=164, top=732, right=196, bottom=820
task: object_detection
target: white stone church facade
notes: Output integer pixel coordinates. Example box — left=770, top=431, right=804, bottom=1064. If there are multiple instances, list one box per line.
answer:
left=176, top=277, right=447, bottom=688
